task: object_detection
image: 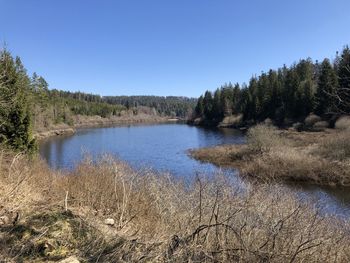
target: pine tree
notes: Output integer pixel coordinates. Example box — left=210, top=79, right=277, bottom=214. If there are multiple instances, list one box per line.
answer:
left=213, top=88, right=222, bottom=119
left=0, top=49, right=36, bottom=152
left=195, top=95, right=204, bottom=117
left=337, top=46, right=350, bottom=112
left=203, top=91, right=214, bottom=119
left=315, top=59, right=338, bottom=115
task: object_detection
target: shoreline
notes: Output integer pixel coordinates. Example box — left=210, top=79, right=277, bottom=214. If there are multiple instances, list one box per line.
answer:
left=190, top=127, right=350, bottom=187
left=34, top=114, right=182, bottom=140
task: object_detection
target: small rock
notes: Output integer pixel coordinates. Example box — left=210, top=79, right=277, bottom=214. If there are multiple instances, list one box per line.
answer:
left=104, top=218, right=115, bottom=226
left=0, top=215, right=10, bottom=226
left=59, top=256, right=80, bottom=263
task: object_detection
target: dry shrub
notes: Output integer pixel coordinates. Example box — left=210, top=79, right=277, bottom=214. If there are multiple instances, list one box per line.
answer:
left=317, top=131, right=350, bottom=161
left=1, top=150, right=350, bottom=262
left=313, top=121, right=329, bottom=130
left=242, top=125, right=350, bottom=186
left=335, top=116, right=350, bottom=130
left=0, top=151, right=57, bottom=213
left=243, top=147, right=350, bottom=185
left=304, top=114, right=322, bottom=127
left=247, top=124, right=287, bottom=153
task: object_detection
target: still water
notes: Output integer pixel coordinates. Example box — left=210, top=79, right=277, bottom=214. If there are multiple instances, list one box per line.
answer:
left=39, top=123, right=245, bottom=176
left=39, top=123, right=350, bottom=218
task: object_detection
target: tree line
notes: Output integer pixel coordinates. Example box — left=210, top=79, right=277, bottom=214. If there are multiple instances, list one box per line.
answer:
left=0, top=49, right=128, bottom=152
left=194, top=46, right=350, bottom=125
left=0, top=48, right=197, bottom=152
left=104, top=96, right=197, bottom=118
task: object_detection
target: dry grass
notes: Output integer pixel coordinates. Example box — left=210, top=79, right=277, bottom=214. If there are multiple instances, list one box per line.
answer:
left=246, top=124, right=288, bottom=153
left=191, top=125, right=350, bottom=186
left=317, top=131, right=350, bottom=161
left=1, top=149, right=350, bottom=262
left=243, top=125, right=350, bottom=185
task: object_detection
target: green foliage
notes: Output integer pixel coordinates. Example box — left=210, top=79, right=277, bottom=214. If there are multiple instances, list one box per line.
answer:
left=0, top=48, right=196, bottom=152
left=195, top=46, right=349, bottom=125
left=0, top=49, right=37, bottom=153
left=336, top=46, right=350, bottom=113
left=103, top=95, right=197, bottom=118
left=315, top=59, right=338, bottom=115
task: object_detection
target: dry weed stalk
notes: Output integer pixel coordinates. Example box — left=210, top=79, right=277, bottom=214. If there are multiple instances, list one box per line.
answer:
left=0, top=151, right=350, bottom=262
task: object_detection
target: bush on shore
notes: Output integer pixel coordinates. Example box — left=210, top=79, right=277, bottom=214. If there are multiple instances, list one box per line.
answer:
left=335, top=116, right=350, bottom=130
left=1, top=150, right=350, bottom=262
left=246, top=124, right=287, bottom=153
left=317, top=131, right=350, bottom=161
left=245, top=125, right=350, bottom=185
left=192, top=124, right=350, bottom=186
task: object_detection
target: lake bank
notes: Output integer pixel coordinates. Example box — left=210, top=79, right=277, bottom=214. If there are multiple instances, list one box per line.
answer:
left=1, top=150, right=349, bottom=262
left=39, top=123, right=350, bottom=218
left=190, top=126, right=350, bottom=186
left=39, top=123, right=244, bottom=174
left=34, top=114, right=179, bottom=140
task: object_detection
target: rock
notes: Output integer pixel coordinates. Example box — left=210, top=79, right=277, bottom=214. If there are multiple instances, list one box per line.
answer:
left=104, top=218, right=115, bottom=226
left=59, top=256, right=80, bottom=263
left=0, top=215, right=10, bottom=226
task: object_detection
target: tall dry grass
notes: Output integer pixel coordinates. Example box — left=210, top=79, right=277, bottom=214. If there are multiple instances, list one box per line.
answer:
left=1, top=149, right=350, bottom=262
left=317, top=131, right=350, bottom=161
left=240, top=125, right=350, bottom=185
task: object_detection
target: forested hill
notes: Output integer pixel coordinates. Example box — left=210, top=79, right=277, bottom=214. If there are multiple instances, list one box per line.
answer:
left=0, top=48, right=196, bottom=152
left=104, top=96, right=197, bottom=118
left=42, top=91, right=196, bottom=120
left=194, top=45, right=350, bottom=126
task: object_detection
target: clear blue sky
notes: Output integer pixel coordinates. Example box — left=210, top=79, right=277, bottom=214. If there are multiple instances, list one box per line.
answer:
left=1, top=0, right=349, bottom=97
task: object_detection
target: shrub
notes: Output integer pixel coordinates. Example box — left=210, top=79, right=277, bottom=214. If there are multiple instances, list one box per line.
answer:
left=304, top=114, right=322, bottom=127
left=292, top=122, right=304, bottom=131
left=247, top=124, right=285, bottom=152
left=318, top=131, right=350, bottom=161
left=313, top=121, right=329, bottom=131
left=263, top=118, right=273, bottom=126
left=2, top=150, right=350, bottom=262
left=335, top=116, right=350, bottom=130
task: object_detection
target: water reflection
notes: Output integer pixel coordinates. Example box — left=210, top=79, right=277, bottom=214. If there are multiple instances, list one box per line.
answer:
left=286, top=182, right=350, bottom=218
left=39, top=123, right=350, bottom=218
left=39, top=123, right=245, bottom=176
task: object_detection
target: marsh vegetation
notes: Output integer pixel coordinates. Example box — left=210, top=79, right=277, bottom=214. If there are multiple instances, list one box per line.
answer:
left=1, top=152, right=350, bottom=262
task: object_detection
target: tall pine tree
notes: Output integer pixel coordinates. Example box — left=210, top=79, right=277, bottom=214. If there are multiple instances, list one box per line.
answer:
left=0, top=49, right=36, bottom=152
left=315, top=59, right=338, bottom=115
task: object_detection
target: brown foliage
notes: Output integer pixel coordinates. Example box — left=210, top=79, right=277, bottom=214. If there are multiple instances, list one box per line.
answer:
left=0, top=150, right=350, bottom=262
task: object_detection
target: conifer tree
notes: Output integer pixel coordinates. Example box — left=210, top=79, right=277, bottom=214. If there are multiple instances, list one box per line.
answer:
left=203, top=91, right=214, bottom=119
left=0, top=49, right=36, bottom=152
left=315, top=59, right=338, bottom=115
left=337, top=46, right=350, bottom=112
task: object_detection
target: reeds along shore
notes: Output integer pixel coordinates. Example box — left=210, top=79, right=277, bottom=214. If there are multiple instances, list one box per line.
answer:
left=191, top=120, right=350, bottom=186
left=0, top=150, right=350, bottom=262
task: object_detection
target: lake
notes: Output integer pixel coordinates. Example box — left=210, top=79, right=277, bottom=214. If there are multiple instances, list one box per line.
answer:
left=39, top=123, right=245, bottom=176
left=39, top=123, right=350, bottom=218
